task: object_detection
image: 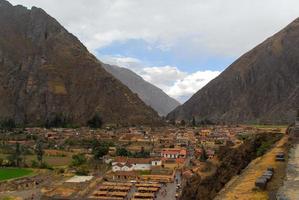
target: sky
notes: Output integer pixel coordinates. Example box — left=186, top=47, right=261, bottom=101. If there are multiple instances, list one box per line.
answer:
left=9, top=0, right=299, bottom=102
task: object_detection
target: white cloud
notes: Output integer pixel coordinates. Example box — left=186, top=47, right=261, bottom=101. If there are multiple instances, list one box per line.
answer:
left=102, top=55, right=220, bottom=103
left=142, top=66, right=187, bottom=89
left=167, top=70, right=221, bottom=102
left=8, top=0, right=299, bottom=56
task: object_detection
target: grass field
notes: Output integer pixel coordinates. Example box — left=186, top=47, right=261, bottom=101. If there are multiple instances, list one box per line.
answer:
left=0, top=168, right=33, bottom=181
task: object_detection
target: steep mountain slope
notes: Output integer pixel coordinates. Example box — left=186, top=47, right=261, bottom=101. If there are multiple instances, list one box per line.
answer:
left=168, top=18, right=299, bottom=124
left=0, top=0, right=160, bottom=126
left=102, top=64, right=180, bottom=116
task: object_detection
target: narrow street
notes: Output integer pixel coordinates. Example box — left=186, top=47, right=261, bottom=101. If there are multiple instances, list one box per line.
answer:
left=156, top=170, right=182, bottom=200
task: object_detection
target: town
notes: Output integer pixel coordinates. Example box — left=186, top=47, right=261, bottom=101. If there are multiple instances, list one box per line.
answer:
left=0, top=123, right=286, bottom=200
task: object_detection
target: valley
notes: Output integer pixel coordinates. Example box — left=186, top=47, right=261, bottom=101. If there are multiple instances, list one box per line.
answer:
left=0, top=0, right=299, bottom=199
left=0, top=125, right=288, bottom=200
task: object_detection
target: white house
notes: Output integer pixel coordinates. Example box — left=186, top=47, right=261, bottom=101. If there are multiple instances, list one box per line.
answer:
left=112, top=157, right=162, bottom=172
left=151, top=159, right=162, bottom=166
left=112, top=163, right=134, bottom=172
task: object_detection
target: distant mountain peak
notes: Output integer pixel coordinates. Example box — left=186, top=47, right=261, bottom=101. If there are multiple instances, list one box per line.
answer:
left=102, top=64, right=180, bottom=116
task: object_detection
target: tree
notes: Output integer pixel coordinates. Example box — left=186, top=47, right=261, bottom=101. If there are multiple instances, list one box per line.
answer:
left=0, top=119, right=16, bottom=130
left=199, top=145, right=208, bottom=162
left=10, top=142, right=23, bottom=167
left=116, top=148, right=130, bottom=157
left=93, top=146, right=109, bottom=159
left=45, top=113, right=73, bottom=128
left=35, top=140, right=44, bottom=165
left=87, top=113, right=102, bottom=129
left=192, top=116, right=196, bottom=127
left=91, top=140, right=114, bottom=159
left=133, top=147, right=150, bottom=158
left=71, top=154, right=87, bottom=166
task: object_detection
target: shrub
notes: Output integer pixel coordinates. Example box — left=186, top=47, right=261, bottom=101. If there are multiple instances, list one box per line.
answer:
left=71, top=154, right=87, bottom=166
left=31, top=160, right=39, bottom=168
left=75, top=166, right=89, bottom=176
left=87, top=113, right=102, bottom=129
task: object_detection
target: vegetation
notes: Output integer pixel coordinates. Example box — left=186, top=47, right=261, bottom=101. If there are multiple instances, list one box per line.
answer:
left=132, top=147, right=150, bottom=158
left=0, top=168, right=33, bottom=181
left=256, top=134, right=282, bottom=156
left=180, top=120, right=186, bottom=126
left=192, top=116, right=196, bottom=126
left=198, top=119, right=215, bottom=126
left=256, top=140, right=274, bottom=156
left=71, top=154, right=87, bottom=166
left=87, top=113, right=103, bottom=129
left=35, top=140, right=44, bottom=166
left=199, top=145, right=208, bottom=161
left=92, top=140, right=113, bottom=159
left=75, top=165, right=89, bottom=176
left=45, top=113, right=76, bottom=128
left=0, top=119, right=16, bottom=130
left=116, top=147, right=130, bottom=157
left=6, top=143, right=24, bottom=167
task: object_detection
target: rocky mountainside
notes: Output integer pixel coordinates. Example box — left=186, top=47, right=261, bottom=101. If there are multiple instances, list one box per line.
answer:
left=168, top=18, right=299, bottom=124
left=102, top=64, right=180, bottom=116
left=0, top=0, right=161, bottom=126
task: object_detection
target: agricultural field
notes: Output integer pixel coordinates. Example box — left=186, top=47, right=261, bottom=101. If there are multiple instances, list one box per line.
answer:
left=0, top=168, right=33, bottom=181
left=0, top=153, right=72, bottom=167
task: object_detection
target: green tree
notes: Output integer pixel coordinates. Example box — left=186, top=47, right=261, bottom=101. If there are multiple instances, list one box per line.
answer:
left=199, top=145, right=208, bottom=162
left=71, top=154, right=87, bottom=166
left=45, top=114, right=72, bottom=128
left=10, top=142, right=23, bottom=167
left=93, top=146, right=109, bottom=159
left=35, top=140, right=44, bottom=165
left=91, top=140, right=113, bottom=159
left=0, top=119, right=16, bottom=130
left=192, top=116, right=196, bottom=126
left=87, top=113, right=102, bottom=129
left=116, top=148, right=130, bottom=157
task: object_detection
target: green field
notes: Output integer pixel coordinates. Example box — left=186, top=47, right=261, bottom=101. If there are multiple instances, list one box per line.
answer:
left=0, top=168, right=33, bottom=181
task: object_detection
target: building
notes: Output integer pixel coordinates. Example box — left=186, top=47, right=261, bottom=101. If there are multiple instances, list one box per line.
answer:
left=161, top=148, right=187, bottom=159
left=151, top=159, right=162, bottom=166
left=112, top=157, right=162, bottom=172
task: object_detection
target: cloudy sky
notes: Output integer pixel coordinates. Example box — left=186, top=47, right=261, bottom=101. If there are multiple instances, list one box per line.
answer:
left=9, top=0, right=299, bottom=102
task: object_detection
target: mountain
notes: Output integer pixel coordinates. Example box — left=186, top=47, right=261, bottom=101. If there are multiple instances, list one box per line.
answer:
left=0, top=0, right=161, bottom=126
left=167, top=18, right=299, bottom=124
left=102, top=64, right=180, bottom=116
